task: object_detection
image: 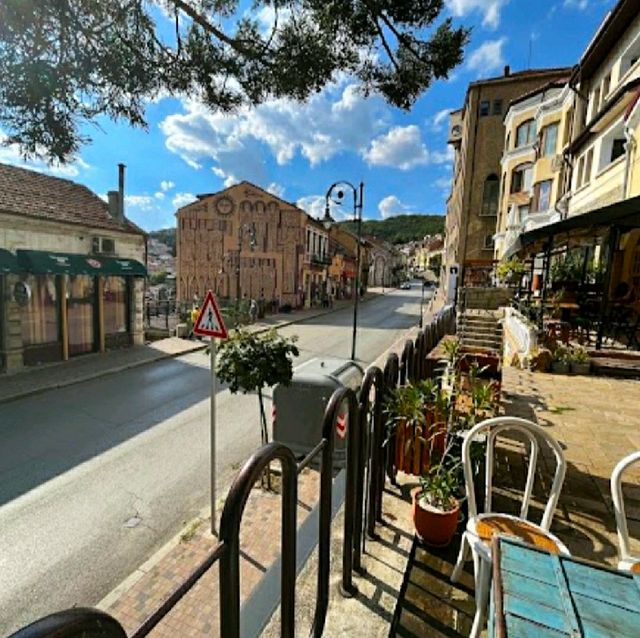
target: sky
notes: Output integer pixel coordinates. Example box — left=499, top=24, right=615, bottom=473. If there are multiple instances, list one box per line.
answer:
left=0, top=0, right=617, bottom=231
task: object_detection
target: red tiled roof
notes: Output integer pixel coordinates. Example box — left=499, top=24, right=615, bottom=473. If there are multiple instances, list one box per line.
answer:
left=0, top=163, right=144, bottom=235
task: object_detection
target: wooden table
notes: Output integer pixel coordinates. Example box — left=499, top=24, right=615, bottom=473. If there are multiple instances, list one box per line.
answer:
left=490, top=535, right=640, bottom=637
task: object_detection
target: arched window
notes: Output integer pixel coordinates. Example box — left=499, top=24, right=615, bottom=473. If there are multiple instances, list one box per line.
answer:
left=516, top=119, right=536, bottom=147
left=481, top=174, right=499, bottom=216
left=510, top=163, right=533, bottom=194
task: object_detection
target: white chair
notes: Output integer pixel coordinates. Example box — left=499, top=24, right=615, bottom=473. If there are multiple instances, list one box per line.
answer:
left=450, top=416, right=570, bottom=638
left=610, top=451, right=640, bottom=572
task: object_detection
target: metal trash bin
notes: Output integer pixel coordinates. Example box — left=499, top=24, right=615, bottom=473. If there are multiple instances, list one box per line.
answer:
left=273, top=357, right=364, bottom=468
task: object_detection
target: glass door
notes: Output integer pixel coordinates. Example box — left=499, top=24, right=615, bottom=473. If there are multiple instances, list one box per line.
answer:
left=67, top=275, right=96, bottom=356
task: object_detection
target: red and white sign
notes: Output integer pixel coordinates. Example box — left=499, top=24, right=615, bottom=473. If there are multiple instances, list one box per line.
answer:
left=193, top=290, right=228, bottom=339
left=336, top=412, right=348, bottom=440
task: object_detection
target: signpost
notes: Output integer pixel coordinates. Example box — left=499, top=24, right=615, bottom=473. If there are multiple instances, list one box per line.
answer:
left=193, top=290, right=228, bottom=534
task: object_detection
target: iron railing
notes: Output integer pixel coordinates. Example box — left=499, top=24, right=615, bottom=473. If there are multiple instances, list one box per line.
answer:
left=9, top=305, right=456, bottom=638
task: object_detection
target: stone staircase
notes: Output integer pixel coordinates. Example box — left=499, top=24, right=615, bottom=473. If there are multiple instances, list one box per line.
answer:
left=458, top=310, right=503, bottom=353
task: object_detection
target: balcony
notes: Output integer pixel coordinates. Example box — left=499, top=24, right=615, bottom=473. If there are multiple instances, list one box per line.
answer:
left=309, top=253, right=331, bottom=266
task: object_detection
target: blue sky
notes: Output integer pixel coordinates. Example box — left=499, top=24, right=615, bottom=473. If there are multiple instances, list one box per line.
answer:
left=0, top=0, right=616, bottom=231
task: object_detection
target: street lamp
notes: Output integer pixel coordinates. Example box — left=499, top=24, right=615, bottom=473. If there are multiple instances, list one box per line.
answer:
left=321, top=181, right=364, bottom=361
left=236, top=222, right=257, bottom=315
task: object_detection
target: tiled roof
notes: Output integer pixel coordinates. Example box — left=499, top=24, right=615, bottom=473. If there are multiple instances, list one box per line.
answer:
left=0, top=163, right=144, bottom=235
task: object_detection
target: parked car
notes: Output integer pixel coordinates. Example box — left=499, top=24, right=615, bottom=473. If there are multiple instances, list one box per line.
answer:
left=400, top=282, right=412, bottom=290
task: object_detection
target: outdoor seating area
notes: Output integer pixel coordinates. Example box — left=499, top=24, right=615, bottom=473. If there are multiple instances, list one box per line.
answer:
left=384, top=366, right=640, bottom=637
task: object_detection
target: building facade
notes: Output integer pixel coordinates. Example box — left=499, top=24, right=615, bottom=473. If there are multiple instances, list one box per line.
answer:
left=444, top=66, right=573, bottom=289
left=0, top=163, right=146, bottom=374
left=177, top=181, right=325, bottom=308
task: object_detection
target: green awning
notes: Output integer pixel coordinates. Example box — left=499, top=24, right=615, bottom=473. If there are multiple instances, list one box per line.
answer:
left=0, top=249, right=19, bottom=274
left=16, top=250, right=147, bottom=277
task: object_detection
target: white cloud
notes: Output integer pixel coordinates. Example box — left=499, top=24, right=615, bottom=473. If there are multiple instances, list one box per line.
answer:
left=364, top=125, right=429, bottom=170
left=378, top=195, right=414, bottom=219
left=446, top=0, right=509, bottom=29
left=434, top=176, right=453, bottom=195
left=125, top=195, right=155, bottom=210
left=160, top=81, right=390, bottom=185
left=431, top=145, right=455, bottom=165
left=563, top=0, right=589, bottom=9
left=0, top=129, right=90, bottom=178
left=266, top=182, right=285, bottom=198
left=297, top=195, right=351, bottom=222
left=160, top=180, right=175, bottom=191
left=172, top=192, right=196, bottom=209
left=154, top=191, right=165, bottom=200
left=466, top=38, right=507, bottom=76
left=431, top=109, right=451, bottom=131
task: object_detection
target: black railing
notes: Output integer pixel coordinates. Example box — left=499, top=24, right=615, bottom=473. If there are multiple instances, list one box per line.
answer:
left=9, top=305, right=456, bottom=638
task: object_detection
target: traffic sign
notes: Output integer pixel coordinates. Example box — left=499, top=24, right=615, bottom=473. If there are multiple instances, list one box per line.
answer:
left=336, top=412, right=347, bottom=440
left=193, top=290, right=228, bottom=339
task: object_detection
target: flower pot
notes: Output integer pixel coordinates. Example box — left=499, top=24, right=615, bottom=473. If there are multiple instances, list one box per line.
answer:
left=570, top=361, right=591, bottom=375
left=551, top=360, right=570, bottom=374
left=412, top=487, right=460, bottom=547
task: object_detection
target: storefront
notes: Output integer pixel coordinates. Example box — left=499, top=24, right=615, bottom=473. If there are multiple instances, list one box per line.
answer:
left=8, top=250, right=146, bottom=367
left=0, top=249, right=19, bottom=372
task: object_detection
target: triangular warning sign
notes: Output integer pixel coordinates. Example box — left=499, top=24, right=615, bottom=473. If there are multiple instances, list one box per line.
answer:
left=193, top=290, right=228, bottom=339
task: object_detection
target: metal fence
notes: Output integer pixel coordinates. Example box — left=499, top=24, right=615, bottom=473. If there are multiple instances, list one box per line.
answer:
left=9, top=305, right=456, bottom=638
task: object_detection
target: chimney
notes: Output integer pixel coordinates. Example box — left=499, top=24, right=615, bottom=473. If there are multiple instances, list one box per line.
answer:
left=107, top=191, right=120, bottom=220
left=118, top=163, right=126, bottom=220
left=504, top=65, right=511, bottom=77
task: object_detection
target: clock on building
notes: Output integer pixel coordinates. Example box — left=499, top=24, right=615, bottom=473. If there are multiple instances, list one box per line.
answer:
left=215, top=196, right=235, bottom=215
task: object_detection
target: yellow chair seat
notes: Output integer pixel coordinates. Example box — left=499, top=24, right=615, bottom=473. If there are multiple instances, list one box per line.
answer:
left=474, top=515, right=561, bottom=554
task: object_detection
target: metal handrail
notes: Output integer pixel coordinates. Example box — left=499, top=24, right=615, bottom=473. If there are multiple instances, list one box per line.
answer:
left=8, top=608, right=128, bottom=638
left=219, top=442, right=298, bottom=638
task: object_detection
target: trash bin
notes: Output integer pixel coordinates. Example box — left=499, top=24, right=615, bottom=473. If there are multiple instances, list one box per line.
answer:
left=273, top=357, right=364, bottom=468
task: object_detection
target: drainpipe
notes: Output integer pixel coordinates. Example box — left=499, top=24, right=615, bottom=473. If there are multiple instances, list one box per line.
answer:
left=118, top=163, right=126, bottom=221
left=623, top=121, right=636, bottom=199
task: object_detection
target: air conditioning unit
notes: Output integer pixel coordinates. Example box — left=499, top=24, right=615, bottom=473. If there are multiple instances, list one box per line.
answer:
left=551, top=155, right=564, bottom=172
left=92, top=236, right=116, bottom=255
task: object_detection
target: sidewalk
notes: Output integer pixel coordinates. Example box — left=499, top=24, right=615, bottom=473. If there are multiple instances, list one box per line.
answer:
left=0, top=290, right=386, bottom=404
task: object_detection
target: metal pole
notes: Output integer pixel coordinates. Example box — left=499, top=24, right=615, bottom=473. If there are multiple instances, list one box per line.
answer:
left=351, top=182, right=364, bottom=361
left=210, top=338, right=217, bottom=534
left=236, top=227, right=241, bottom=320
left=419, top=281, right=425, bottom=328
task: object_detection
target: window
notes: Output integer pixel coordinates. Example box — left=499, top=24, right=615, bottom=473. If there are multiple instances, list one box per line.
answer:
left=584, top=148, right=594, bottom=184
left=576, top=156, right=585, bottom=187
left=534, top=180, right=553, bottom=212
left=563, top=108, right=573, bottom=146
left=104, top=276, right=129, bottom=335
left=542, top=123, right=559, bottom=157
left=516, top=119, right=536, bottom=147
left=481, top=174, right=499, bottom=216
left=479, top=100, right=490, bottom=116
left=621, top=34, right=640, bottom=77
left=492, top=99, right=503, bottom=115
left=510, top=164, right=533, bottom=193
left=602, top=73, right=611, bottom=102
left=21, top=275, right=59, bottom=345
left=591, top=86, right=601, bottom=118
left=611, top=138, right=626, bottom=163
left=483, top=234, right=494, bottom=250
left=518, top=204, right=530, bottom=222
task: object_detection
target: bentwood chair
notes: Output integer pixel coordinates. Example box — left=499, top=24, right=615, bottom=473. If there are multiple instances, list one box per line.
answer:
left=450, top=417, right=570, bottom=638
left=611, top=451, right=640, bottom=572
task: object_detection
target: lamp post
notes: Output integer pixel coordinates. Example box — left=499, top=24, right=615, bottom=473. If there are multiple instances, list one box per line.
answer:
left=321, top=181, right=364, bottom=361
left=236, top=222, right=257, bottom=318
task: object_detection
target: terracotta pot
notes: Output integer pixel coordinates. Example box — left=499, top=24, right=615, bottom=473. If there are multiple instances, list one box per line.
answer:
left=412, top=487, right=460, bottom=547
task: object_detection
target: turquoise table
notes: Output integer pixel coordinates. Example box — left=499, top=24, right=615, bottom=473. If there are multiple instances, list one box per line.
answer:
left=489, top=535, right=640, bottom=637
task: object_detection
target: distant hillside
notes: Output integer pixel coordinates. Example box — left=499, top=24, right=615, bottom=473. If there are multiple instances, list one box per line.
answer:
left=340, top=214, right=444, bottom=244
left=149, top=228, right=176, bottom=255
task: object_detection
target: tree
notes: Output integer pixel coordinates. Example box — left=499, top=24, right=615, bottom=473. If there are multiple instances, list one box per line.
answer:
left=215, top=328, right=299, bottom=448
left=0, top=1, right=469, bottom=162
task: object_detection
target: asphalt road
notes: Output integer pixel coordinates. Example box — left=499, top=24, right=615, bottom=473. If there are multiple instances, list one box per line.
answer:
left=0, top=285, right=427, bottom=635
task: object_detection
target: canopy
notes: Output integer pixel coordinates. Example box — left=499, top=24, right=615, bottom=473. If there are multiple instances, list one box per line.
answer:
left=0, top=248, right=19, bottom=274
left=16, top=250, right=147, bottom=277
left=506, top=194, right=640, bottom=257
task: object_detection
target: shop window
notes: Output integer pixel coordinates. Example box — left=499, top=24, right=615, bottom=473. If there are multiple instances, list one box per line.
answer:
left=542, top=122, right=559, bottom=157
left=67, top=275, right=96, bottom=356
left=104, top=276, right=129, bottom=335
left=516, top=119, right=536, bottom=147
left=479, top=100, right=490, bottom=117
left=21, top=274, right=59, bottom=346
left=510, top=163, right=533, bottom=193
left=481, top=174, right=499, bottom=216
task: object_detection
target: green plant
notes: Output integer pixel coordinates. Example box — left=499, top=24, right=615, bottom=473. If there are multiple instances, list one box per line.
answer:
left=215, top=329, right=299, bottom=446
left=496, top=258, right=527, bottom=284
left=570, top=346, right=589, bottom=364
left=418, top=460, right=461, bottom=512
left=443, top=337, right=461, bottom=365
left=550, top=252, right=582, bottom=283
left=552, top=345, right=570, bottom=363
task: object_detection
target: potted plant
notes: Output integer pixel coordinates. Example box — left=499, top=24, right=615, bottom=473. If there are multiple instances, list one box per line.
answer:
left=496, top=257, right=527, bottom=287
left=551, top=345, right=570, bottom=374
left=570, top=346, right=591, bottom=375
left=412, top=459, right=461, bottom=547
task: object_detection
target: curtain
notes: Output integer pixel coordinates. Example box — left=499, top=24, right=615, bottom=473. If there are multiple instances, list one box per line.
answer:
left=104, top=276, right=128, bottom=334
left=21, top=275, right=59, bottom=345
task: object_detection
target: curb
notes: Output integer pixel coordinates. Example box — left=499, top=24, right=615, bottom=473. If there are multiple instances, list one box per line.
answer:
left=0, top=292, right=387, bottom=406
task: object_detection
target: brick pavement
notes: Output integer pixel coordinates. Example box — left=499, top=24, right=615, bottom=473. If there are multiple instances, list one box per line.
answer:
left=101, top=468, right=320, bottom=637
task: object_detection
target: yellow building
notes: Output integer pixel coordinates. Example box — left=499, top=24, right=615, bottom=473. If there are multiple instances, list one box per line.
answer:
left=495, top=81, right=573, bottom=259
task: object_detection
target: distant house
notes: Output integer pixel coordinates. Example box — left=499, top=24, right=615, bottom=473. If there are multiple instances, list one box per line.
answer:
left=0, top=163, right=147, bottom=373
